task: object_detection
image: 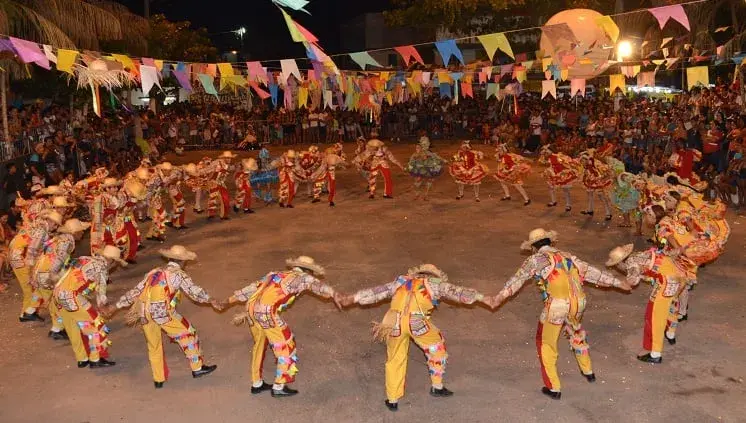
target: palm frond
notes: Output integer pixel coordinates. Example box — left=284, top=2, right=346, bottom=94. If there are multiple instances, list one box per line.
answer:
left=21, top=0, right=124, bottom=49
left=0, top=2, right=76, bottom=48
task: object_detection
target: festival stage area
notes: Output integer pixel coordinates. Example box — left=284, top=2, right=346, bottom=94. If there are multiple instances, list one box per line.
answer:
left=1, top=144, right=745, bottom=422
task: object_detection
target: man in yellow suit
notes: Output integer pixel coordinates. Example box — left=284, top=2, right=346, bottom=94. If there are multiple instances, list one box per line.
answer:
left=488, top=229, right=631, bottom=400
left=8, top=210, right=63, bottom=322
left=337, top=264, right=489, bottom=411
left=606, top=244, right=691, bottom=363
left=105, top=245, right=222, bottom=389
left=224, top=256, right=340, bottom=398
left=31, top=218, right=90, bottom=340
left=53, top=245, right=127, bottom=368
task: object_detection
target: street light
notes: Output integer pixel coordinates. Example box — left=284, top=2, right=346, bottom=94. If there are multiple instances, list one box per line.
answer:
left=234, top=27, right=247, bottom=50
left=617, top=40, right=632, bottom=61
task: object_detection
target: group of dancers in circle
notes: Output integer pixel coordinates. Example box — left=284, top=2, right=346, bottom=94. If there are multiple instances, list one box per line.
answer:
left=3, top=136, right=730, bottom=411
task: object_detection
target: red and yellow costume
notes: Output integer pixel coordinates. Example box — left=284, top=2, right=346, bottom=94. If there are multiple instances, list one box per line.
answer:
left=449, top=141, right=489, bottom=200
left=540, top=146, right=580, bottom=209
left=493, top=144, right=531, bottom=203
left=208, top=157, right=232, bottom=219
left=8, top=217, right=56, bottom=316
left=234, top=163, right=254, bottom=213
left=277, top=151, right=298, bottom=207
left=164, top=167, right=187, bottom=228
left=354, top=140, right=403, bottom=198
left=297, top=146, right=323, bottom=197
left=144, top=171, right=167, bottom=239
left=579, top=150, right=613, bottom=217
left=310, top=154, right=344, bottom=205
left=31, top=232, right=77, bottom=333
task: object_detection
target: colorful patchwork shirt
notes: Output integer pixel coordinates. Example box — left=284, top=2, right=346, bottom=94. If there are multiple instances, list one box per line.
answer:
left=230, top=269, right=334, bottom=308
left=353, top=275, right=483, bottom=310
left=116, top=262, right=211, bottom=309
left=24, top=221, right=54, bottom=268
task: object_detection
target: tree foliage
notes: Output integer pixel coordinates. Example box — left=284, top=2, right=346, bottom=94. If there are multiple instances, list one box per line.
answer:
left=147, top=14, right=218, bottom=63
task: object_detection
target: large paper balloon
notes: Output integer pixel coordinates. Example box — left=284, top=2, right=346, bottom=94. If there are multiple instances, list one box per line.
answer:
left=540, top=9, right=613, bottom=79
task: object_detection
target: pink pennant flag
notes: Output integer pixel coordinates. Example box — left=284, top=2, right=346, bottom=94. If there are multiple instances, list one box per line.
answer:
left=307, top=69, right=317, bottom=81
left=141, top=57, right=156, bottom=67
left=515, top=53, right=527, bottom=63
left=9, top=37, right=50, bottom=69
left=637, top=71, right=656, bottom=88
left=570, top=78, right=586, bottom=97
left=247, top=61, right=268, bottom=83
left=294, top=21, right=318, bottom=43
left=394, top=45, right=424, bottom=66
left=478, top=72, right=487, bottom=84
left=648, top=4, right=690, bottom=31
left=500, top=64, right=513, bottom=78
left=249, top=81, right=271, bottom=100
left=421, top=72, right=431, bottom=85
left=461, top=82, right=473, bottom=98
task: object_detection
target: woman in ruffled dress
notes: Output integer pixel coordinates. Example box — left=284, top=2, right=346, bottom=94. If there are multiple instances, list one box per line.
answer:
left=251, top=147, right=280, bottom=206
left=405, top=135, right=447, bottom=201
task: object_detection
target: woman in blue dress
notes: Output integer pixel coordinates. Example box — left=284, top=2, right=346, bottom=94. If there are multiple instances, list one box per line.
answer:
left=251, top=147, right=280, bottom=205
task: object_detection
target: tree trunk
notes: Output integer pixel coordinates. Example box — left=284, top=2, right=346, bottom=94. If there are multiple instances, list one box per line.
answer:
left=1, top=71, right=9, bottom=145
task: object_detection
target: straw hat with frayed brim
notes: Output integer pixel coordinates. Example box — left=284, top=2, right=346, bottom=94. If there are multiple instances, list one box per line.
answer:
left=367, top=139, right=384, bottom=148
left=606, top=244, right=634, bottom=267
left=52, top=196, right=74, bottom=208
left=220, top=151, right=238, bottom=159
left=520, top=228, right=558, bottom=250
left=184, top=163, right=199, bottom=176
left=124, top=179, right=147, bottom=201
left=286, top=256, right=325, bottom=276
left=135, top=168, right=151, bottom=180
left=100, top=245, right=128, bottom=266
left=286, top=150, right=297, bottom=159
left=159, top=245, right=197, bottom=261
left=407, top=264, right=449, bottom=283
left=58, top=219, right=91, bottom=234
left=102, top=177, right=122, bottom=189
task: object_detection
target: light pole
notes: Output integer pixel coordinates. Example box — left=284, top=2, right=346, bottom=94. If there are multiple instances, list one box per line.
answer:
left=235, top=27, right=247, bottom=51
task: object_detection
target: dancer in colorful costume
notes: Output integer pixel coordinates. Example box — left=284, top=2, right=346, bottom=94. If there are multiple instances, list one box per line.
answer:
left=224, top=256, right=340, bottom=397
left=310, top=153, right=344, bottom=207
left=251, top=147, right=279, bottom=205
left=405, top=137, right=447, bottom=201
left=493, top=143, right=532, bottom=206
left=488, top=228, right=630, bottom=399
left=352, top=137, right=373, bottom=188
left=105, top=245, right=222, bottom=388
left=208, top=151, right=236, bottom=220
left=8, top=211, right=63, bottom=321
left=234, top=158, right=257, bottom=214
left=115, top=179, right=148, bottom=264
left=276, top=150, right=298, bottom=208
left=606, top=243, right=689, bottom=364
left=448, top=140, right=489, bottom=202
left=143, top=167, right=167, bottom=242
left=53, top=245, right=127, bottom=368
left=297, top=145, right=323, bottom=198
left=31, top=218, right=90, bottom=339
left=337, top=264, right=488, bottom=411
left=355, top=139, right=404, bottom=199
left=539, top=145, right=579, bottom=211
left=189, top=157, right=213, bottom=214
left=610, top=172, right=641, bottom=228
left=161, top=162, right=188, bottom=230
left=578, top=149, right=613, bottom=220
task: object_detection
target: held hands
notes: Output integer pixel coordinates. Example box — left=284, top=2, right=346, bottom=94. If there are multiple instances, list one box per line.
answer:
left=100, top=304, right=118, bottom=319
left=333, top=292, right=355, bottom=309
left=210, top=298, right=227, bottom=311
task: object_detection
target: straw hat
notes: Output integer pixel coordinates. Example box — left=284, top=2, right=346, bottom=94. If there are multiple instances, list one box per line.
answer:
left=41, top=185, right=63, bottom=196
left=606, top=244, right=634, bottom=267
left=158, top=162, right=174, bottom=171
left=286, top=256, right=325, bottom=276
left=135, top=168, right=150, bottom=180
left=286, top=149, right=297, bottom=159
left=183, top=163, right=198, bottom=176
left=241, top=158, right=258, bottom=171
left=407, top=264, right=448, bottom=283
left=159, top=245, right=197, bottom=261
left=94, top=167, right=109, bottom=178
left=124, top=179, right=147, bottom=201
left=100, top=245, right=128, bottom=266
left=220, top=151, right=238, bottom=159
left=58, top=218, right=91, bottom=234
left=52, top=196, right=74, bottom=208
left=41, top=210, right=64, bottom=226
left=367, top=139, right=384, bottom=148
left=102, top=177, right=122, bottom=189
left=520, top=228, right=558, bottom=250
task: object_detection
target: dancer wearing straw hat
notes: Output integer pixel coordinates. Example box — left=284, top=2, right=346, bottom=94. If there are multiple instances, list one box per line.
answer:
left=105, top=245, right=222, bottom=389
left=234, top=158, right=257, bottom=214
left=161, top=162, right=188, bottom=230
left=208, top=151, right=236, bottom=220
left=297, top=145, right=323, bottom=199
left=448, top=140, right=489, bottom=202
left=337, top=264, right=489, bottom=411
left=276, top=150, right=299, bottom=208
left=488, top=228, right=631, bottom=400
left=116, top=179, right=148, bottom=264
left=144, top=166, right=168, bottom=242
left=51, top=196, right=75, bottom=219
left=52, top=245, right=127, bottom=369
left=91, top=177, right=123, bottom=254
left=357, top=139, right=404, bottom=199
left=8, top=210, right=63, bottom=322
left=493, top=143, right=532, bottom=206
left=606, top=244, right=691, bottom=363
left=223, top=256, right=340, bottom=397
left=309, top=152, right=345, bottom=207
left=31, top=218, right=91, bottom=340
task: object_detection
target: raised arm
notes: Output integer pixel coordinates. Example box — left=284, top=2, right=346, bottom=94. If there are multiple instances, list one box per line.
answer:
left=353, top=279, right=401, bottom=306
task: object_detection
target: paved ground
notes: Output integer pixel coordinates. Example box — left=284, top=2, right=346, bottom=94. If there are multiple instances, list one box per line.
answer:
left=1, top=142, right=745, bottom=423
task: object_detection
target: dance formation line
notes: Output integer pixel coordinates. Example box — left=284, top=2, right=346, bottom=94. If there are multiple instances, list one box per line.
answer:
left=5, top=139, right=729, bottom=410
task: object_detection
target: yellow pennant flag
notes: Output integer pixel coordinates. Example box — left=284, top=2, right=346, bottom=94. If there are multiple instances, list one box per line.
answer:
left=298, top=86, right=309, bottom=108
left=542, top=58, right=553, bottom=72
left=56, top=49, right=78, bottom=75
left=154, top=60, right=164, bottom=72
left=477, top=33, right=514, bottom=61
left=217, top=63, right=234, bottom=77
left=379, top=71, right=390, bottom=82
left=632, top=65, right=641, bottom=77
left=515, top=69, right=527, bottom=83
left=111, top=54, right=137, bottom=73
left=652, top=59, right=665, bottom=66
left=686, top=66, right=709, bottom=90
left=595, top=16, right=619, bottom=43
left=437, top=71, right=451, bottom=84
left=560, top=69, right=569, bottom=81
left=280, top=8, right=305, bottom=42
left=609, top=74, right=625, bottom=94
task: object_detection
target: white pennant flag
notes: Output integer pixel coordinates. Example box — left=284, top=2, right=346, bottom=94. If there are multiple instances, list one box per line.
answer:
left=140, top=65, right=161, bottom=94
left=541, top=79, right=556, bottom=99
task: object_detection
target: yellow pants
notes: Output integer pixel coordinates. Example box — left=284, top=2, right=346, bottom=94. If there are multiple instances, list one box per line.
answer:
left=38, top=288, right=64, bottom=331
left=59, top=302, right=111, bottom=362
left=385, top=316, right=447, bottom=402
left=12, top=266, right=40, bottom=315
left=141, top=312, right=203, bottom=382
left=643, top=288, right=679, bottom=354
left=249, top=323, right=297, bottom=385
left=536, top=297, right=592, bottom=392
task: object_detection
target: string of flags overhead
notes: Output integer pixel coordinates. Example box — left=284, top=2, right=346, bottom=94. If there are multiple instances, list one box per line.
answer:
left=0, top=0, right=743, bottom=116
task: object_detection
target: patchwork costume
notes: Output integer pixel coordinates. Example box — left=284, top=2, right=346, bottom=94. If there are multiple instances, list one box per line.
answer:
left=539, top=146, right=580, bottom=210
left=449, top=141, right=489, bottom=201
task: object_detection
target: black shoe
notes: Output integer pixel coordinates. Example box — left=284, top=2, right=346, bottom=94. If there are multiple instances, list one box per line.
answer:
left=678, top=314, right=688, bottom=322
left=524, top=199, right=531, bottom=206
left=581, top=210, right=594, bottom=216
left=500, top=196, right=511, bottom=201
left=286, top=204, right=294, bottom=209
left=605, top=214, right=612, bottom=221
left=384, top=400, right=398, bottom=411
left=329, top=202, right=335, bottom=207
left=220, top=217, right=230, bottom=221
left=233, top=205, right=240, bottom=213
left=565, top=206, right=572, bottom=212
left=126, top=259, right=138, bottom=265
left=192, top=364, right=217, bottom=378
left=637, top=353, right=662, bottom=364
left=244, top=209, right=255, bottom=214
left=383, top=195, right=393, bottom=199
left=251, top=382, right=273, bottom=395
left=369, top=194, right=375, bottom=200
left=154, top=381, right=164, bottom=389
left=666, top=335, right=677, bottom=345
left=547, top=202, right=557, bottom=207
left=48, top=330, right=69, bottom=340
left=456, top=195, right=463, bottom=200
left=77, top=360, right=89, bottom=368
left=430, top=386, right=454, bottom=397
left=583, top=373, right=596, bottom=383
left=541, top=387, right=561, bottom=400
left=279, top=203, right=286, bottom=208
left=138, top=244, right=146, bottom=251
left=177, top=226, right=189, bottom=230
left=271, top=386, right=298, bottom=397
left=311, top=198, right=321, bottom=203
left=164, top=221, right=174, bottom=228
left=90, top=358, right=116, bottom=368
left=207, top=215, right=215, bottom=220
left=19, top=312, right=44, bottom=322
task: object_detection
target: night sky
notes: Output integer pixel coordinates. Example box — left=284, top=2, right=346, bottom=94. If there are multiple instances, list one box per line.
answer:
left=115, top=0, right=391, bottom=60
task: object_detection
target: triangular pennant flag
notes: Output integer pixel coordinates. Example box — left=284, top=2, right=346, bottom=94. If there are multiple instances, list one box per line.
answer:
left=666, top=57, right=680, bottom=69
left=349, top=52, right=382, bottom=70
left=56, top=49, right=78, bottom=75
left=9, top=37, right=50, bottom=69
left=154, top=60, right=164, bottom=72
left=247, top=61, right=269, bottom=84
left=140, top=65, right=161, bottom=94
left=439, top=83, right=452, bottom=99
left=486, top=83, right=498, bottom=99
left=294, top=21, right=318, bottom=43
left=477, top=33, right=514, bottom=61
left=648, top=5, right=690, bottom=31
left=298, top=86, right=309, bottom=108
left=280, top=59, right=302, bottom=83
left=394, top=45, right=424, bottom=66
left=280, top=8, right=306, bottom=42
left=609, top=74, right=626, bottom=93
left=461, top=82, right=473, bottom=98
left=636, top=71, right=655, bottom=88
left=110, top=53, right=137, bottom=74
left=541, top=79, right=556, bottom=99
left=570, top=78, right=586, bottom=97
left=686, top=66, right=708, bottom=90
left=248, top=81, right=271, bottom=100
left=714, top=26, right=729, bottom=33
left=273, top=0, right=310, bottom=13
left=652, top=59, right=665, bottom=66
left=542, top=57, right=553, bottom=72
left=515, top=69, right=527, bottom=83
left=173, top=69, right=192, bottom=92
left=421, top=72, right=431, bottom=85
left=661, top=37, right=673, bottom=48
left=197, top=74, right=218, bottom=97
left=522, top=60, right=534, bottom=68
left=595, top=16, right=619, bottom=43
left=434, top=39, right=465, bottom=65
left=560, top=69, right=569, bottom=81
left=42, top=45, right=57, bottom=64
left=217, top=63, right=234, bottom=77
